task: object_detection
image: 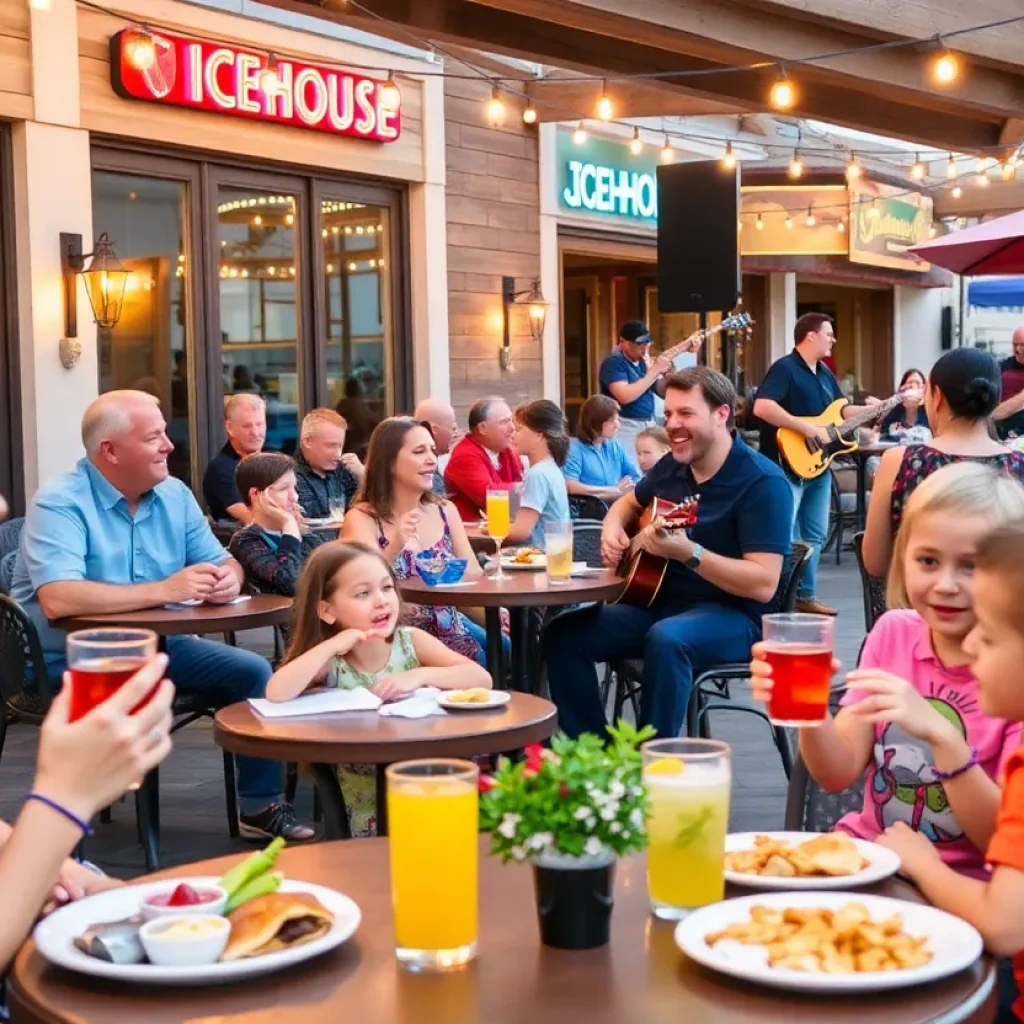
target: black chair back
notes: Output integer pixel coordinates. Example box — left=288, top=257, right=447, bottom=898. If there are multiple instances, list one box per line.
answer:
left=0, top=517, right=24, bottom=560
left=0, top=551, right=16, bottom=594
left=779, top=542, right=812, bottom=612
left=853, top=532, right=886, bottom=632
left=568, top=495, right=610, bottom=521
left=571, top=521, right=604, bottom=568
left=0, top=594, right=54, bottom=720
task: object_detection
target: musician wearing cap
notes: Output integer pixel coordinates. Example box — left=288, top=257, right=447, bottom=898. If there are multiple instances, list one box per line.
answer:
left=543, top=368, right=793, bottom=740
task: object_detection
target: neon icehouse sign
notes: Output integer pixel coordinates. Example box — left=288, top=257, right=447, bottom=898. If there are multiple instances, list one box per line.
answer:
left=109, top=30, right=401, bottom=143
left=557, top=132, right=658, bottom=226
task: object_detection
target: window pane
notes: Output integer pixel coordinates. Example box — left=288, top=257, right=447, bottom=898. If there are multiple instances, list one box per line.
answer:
left=91, top=171, right=192, bottom=483
left=218, top=189, right=299, bottom=455
left=322, top=200, right=391, bottom=457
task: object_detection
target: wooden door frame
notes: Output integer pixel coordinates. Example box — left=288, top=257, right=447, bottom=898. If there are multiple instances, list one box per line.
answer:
left=0, top=124, right=22, bottom=512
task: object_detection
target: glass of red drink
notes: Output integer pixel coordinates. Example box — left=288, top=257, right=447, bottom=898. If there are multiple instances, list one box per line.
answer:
left=66, top=629, right=159, bottom=722
left=761, top=613, right=835, bottom=727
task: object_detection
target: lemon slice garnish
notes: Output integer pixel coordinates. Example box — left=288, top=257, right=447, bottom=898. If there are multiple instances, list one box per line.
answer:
left=645, top=758, right=685, bottom=776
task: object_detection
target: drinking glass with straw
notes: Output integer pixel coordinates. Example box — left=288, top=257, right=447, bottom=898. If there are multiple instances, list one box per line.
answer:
left=486, top=487, right=511, bottom=580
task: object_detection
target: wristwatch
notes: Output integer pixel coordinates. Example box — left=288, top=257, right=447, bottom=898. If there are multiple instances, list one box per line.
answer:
left=685, top=543, right=704, bottom=571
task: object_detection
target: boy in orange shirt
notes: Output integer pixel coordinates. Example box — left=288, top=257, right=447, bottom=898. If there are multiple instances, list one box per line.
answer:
left=880, top=521, right=1024, bottom=1021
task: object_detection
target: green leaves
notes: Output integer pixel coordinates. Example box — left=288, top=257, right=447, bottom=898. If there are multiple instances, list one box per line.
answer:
left=478, top=722, right=652, bottom=864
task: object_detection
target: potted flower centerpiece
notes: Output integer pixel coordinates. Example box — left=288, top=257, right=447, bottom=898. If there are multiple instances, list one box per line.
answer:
left=479, top=722, right=654, bottom=950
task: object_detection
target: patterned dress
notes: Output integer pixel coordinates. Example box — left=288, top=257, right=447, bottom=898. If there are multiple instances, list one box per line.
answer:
left=890, top=446, right=1024, bottom=533
left=374, top=506, right=482, bottom=661
left=325, top=627, right=421, bottom=837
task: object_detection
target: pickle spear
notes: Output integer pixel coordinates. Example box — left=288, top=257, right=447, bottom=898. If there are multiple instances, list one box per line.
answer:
left=218, top=837, right=285, bottom=899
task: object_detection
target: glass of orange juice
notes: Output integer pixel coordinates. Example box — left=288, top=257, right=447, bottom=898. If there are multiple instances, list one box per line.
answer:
left=387, top=758, right=479, bottom=970
left=486, top=487, right=512, bottom=580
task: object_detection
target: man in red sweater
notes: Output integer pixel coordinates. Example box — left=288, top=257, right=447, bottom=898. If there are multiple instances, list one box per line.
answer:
left=444, top=396, right=523, bottom=521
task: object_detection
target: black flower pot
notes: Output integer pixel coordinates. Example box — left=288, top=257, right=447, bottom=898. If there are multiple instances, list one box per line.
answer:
left=532, top=860, right=615, bottom=949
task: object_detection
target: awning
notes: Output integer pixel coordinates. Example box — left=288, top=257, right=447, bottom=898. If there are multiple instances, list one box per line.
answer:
left=968, top=278, right=1024, bottom=309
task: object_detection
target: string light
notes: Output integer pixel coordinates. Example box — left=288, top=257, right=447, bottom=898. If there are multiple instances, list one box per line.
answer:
left=722, top=141, right=737, bottom=170
left=784, top=215, right=793, bottom=229
left=977, top=167, right=990, bottom=186
left=28, top=0, right=50, bottom=9
left=596, top=84, right=613, bottom=121
left=259, top=53, right=280, bottom=93
left=661, top=136, right=674, bottom=163
left=910, top=154, right=925, bottom=180
left=629, top=127, right=643, bottom=156
left=931, top=48, right=961, bottom=85
left=1002, top=160, right=1017, bottom=181
left=769, top=71, right=796, bottom=111
left=788, top=150, right=803, bottom=179
left=837, top=219, right=846, bottom=233
left=378, top=73, right=400, bottom=113
left=869, top=200, right=880, bottom=218
left=124, top=27, right=156, bottom=71
left=486, top=85, right=506, bottom=126
left=952, top=185, right=963, bottom=198
left=947, top=153, right=957, bottom=178
left=522, top=102, right=537, bottom=125
left=929, top=225, right=937, bottom=238
left=572, top=121, right=587, bottom=145
left=806, top=206, right=816, bottom=227
left=755, top=213, right=764, bottom=231
left=845, top=153, right=861, bottom=181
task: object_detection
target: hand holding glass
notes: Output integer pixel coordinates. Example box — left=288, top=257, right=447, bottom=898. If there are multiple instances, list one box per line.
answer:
left=761, top=613, right=835, bottom=727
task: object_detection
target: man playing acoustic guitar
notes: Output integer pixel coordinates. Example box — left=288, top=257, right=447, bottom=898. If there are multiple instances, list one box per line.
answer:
left=543, top=368, right=793, bottom=740
left=753, top=312, right=880, bottom=616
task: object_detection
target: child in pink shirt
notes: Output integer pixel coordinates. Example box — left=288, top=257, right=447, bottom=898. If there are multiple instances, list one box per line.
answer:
left=750, top=462, right=1022, bottom=878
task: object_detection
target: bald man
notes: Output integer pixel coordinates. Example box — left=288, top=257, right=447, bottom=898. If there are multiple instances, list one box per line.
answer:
left=414, top=397, right=460, bottom=494
left=994, top=326, right=1024, bottom=439
left=9, top=390, right=312, bottom=843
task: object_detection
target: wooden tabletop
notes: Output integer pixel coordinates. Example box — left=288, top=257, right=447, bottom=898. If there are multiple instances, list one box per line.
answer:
left=53, top=594, right=293, bottom=636
left=399, top=570, right=623, bottom=608
left=7, top=840, right=995, bottom=1024
left=213, top=692, right=558, bottom=763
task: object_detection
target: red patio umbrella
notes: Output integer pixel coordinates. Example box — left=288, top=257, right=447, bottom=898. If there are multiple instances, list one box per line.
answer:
left=908, top=208, right=1024, bottom=275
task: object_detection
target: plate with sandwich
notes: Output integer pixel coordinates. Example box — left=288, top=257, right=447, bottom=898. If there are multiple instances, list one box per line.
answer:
left=34, top=840, right=360, bottom=985
left=724, top=831, right=900, bottom=890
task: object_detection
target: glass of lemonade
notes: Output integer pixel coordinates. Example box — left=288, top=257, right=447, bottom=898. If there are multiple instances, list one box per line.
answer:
left=544, top=519, right=573, bottom=584
left=762, top=613, right=835, bottom=727
left=387, top=759, right=479, bottom=970
left=486, top=487, right=511, bottom=580
left=642, top=738, right=731, bottom=920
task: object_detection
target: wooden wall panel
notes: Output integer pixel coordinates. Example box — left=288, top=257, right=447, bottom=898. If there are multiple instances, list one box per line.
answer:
left=444, top=76, right=542, bottom=422
left=0, top=2, right=32, bottom=120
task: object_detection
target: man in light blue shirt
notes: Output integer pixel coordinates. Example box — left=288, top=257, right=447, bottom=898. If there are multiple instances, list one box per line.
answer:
left=11, top=390, right=312, bottom=843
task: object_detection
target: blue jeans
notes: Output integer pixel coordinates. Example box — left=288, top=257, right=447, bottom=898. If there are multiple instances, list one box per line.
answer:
left=788, top=471, right=831, bottom=599
left=51, top=636, right=282, bottom=816
left=542, top=601, right=760, bottom=738
left=461, top=614, right=511, bottom=667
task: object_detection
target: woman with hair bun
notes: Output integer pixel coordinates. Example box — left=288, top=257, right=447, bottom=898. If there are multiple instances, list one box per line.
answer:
left=863, top=347, right=1024, bottom=576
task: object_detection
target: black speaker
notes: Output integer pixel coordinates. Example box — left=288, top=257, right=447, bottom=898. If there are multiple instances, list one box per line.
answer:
left=656, top=162, right=740, bottom=313
left=940, top=305, right=954, bottom=350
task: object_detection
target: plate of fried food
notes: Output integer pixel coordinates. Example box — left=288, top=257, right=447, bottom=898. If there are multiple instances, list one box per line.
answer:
left=724, top=832, right=900, bottom=890
left=436, top=688, right=512, bottom=711
left=675, top=892, right=982, bottom=993
left=499, top=547, right=546, bottom=570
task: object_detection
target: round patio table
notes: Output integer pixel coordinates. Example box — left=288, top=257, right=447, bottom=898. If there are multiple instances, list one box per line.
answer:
left=7, top=840, right=996, bottom=1024
left=52, top=595, right=293, bottom=872
left=213, top=692, right=557, bottom=840
left=399, top=570, right=623, bottom=691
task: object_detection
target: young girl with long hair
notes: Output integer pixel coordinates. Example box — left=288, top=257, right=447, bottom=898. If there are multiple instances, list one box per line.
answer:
left=267, top=542, right=490, bottom=836
left=504, top=399, right=571, bottom=548
left=751, top=462, right=1023, bottom=878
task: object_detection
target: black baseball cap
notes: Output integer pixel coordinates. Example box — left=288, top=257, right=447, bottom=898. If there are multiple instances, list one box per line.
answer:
left=620, top=320, right=651, bottom=345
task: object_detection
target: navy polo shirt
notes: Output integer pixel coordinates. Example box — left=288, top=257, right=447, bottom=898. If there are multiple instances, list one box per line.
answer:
left=599, top=349, right=655, bottom=421
left=756, top=350, right=845, bottom=465
left=633, top=435, right=793, bottom=621
left=203, top=442, right=244, bottom=522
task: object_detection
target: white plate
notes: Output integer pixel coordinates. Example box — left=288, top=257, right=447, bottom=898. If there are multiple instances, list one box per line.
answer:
left=33, top=877, right=360, bottom=986
left=674, top=890, right=982, bottom=994
left=437, top=690, right=512, bottom=711
left=499, top=556, right=546, bottom=570
left=724, top=832, right=900, bottom=890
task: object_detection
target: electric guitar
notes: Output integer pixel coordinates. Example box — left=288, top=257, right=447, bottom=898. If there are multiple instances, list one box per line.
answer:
left=659, top=312, right=754, bottom=363
left=614, top=496, right=700, bottom=608
left=775, top=389, right=920, bottom=481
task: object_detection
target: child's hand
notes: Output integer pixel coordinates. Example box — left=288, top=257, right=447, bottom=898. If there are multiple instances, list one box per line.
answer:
left=371, top=670, right=425, bottom=702
left=878, top=822, right=941, bottom=880
left=331, top=628, right=386, bottom=656
left=748, top=642, right=841, bottom=706
left=844, top=669, right=954, bottom=744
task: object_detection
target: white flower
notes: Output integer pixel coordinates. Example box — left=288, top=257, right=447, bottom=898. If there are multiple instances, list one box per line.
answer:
left=622, top=830, right=631, bottom=840
left=609, top=780, right=626, bottom=800
left=511, top=845, right=526, bottom=861
left=586, top=815, right=597, bottom=831
left=628, top=785, right=643, bottom=798
left=629, top=808, right=645, bottom=829
left=498, top=813, right=521, bottom=839
left=600, top=804, right=618, bottom=821
left=584, top=837, right=603, bottom=857
left=609, top=821, right=622, bottom=834
left=574, top=805, right=592, bottom=821
left=527, top=832, right=553, bottom=851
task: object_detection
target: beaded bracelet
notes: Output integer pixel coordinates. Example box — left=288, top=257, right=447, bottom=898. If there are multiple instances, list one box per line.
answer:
left=25, top=794, right=93, bottom=837
left=932, top=747, right=979, bottom=782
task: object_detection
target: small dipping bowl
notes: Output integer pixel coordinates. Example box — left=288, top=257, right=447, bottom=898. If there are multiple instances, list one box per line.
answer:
left=139, top=915, right=230, bottom=967
left=141, top=884, right=227, bottom=921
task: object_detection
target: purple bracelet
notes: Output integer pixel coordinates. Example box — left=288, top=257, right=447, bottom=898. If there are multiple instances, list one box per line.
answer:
left=25, top=794, right=93, bottom=836
left=932, top=747, right=979, bottom=782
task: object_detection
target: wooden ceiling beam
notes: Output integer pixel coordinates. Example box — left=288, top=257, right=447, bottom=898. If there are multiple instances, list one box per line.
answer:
left=933, top=181, right=1024, bottom=218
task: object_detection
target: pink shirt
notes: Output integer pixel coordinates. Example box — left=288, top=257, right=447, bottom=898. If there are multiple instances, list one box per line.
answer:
left=837, top=609, right=1020, bottom=880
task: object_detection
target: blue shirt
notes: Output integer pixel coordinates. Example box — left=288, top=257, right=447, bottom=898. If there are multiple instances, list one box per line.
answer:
left=564, top=438, right=640, bottom=488
left=756, top=350, right=845, bottom=466
left=599, top=349, right=655, bottom=421
left=11, top=459, right=228, bottom=665
left=633, top=436, right=793, bottom=621
left=520, top=458, right=571, bottom=549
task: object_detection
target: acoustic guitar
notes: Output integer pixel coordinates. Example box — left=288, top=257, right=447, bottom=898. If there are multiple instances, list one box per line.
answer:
left=775, top=390, right=918, bottom=481
left=614, top=496, right=700, bottom=608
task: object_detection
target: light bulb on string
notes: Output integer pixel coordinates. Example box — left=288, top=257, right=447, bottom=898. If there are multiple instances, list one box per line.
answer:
left=910, top=154, right=925, bottom=181
left=869, top=200, right=880, bottom=219
left=630, top=127, right=643, bottom=156
left=755, top=213, right=764, bottom=231
left=661, top=136, right=674, bottom=163
left=1002, top=160, right=1017, bottom=181
left=929, top=225, right=937, bottom=238
left=259, top=53, right=280, bottom=93
left=522, top=102, right=537, bottom=125
left=951, top=185, right=963, bottom=199
left=784, top=215, right=793, bottom=230
left=947, top=153, right=957, bottom=178
left=28, top=0, right=50, bottom=9
left=596, top=84, right=613, bottom=121
left=806, top=206, right=816, bottom=227
left=124, top=27, right=156, bottom=71
left=486, top=85, right=506, bottom=126
left=931, top=48, right=960, bottom=85
left=845, top=153, right=861, bottom=181
left=976, top=158, right=990, bottom=186
left=722, top=141, right=737, bottom=171
left=837, top=219, right=846, bottom=233
left=788, top=151, right=803, bottom=180
left=572, top=121, right=587, bottom=145
left=769, top=71, right=796, bottom=112
left=378, top=73, right=401, bottom=113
